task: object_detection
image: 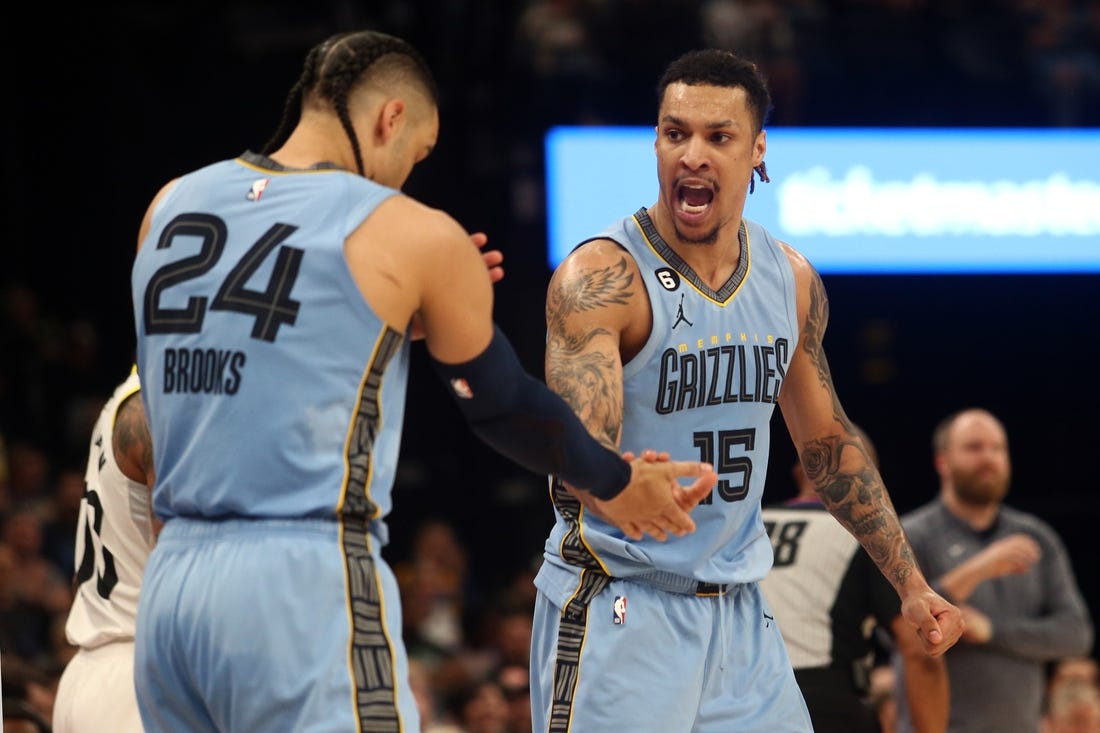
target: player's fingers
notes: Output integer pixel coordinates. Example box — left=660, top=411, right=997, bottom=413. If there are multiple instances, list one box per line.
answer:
left=621, top=449, right=663, bottom=462
left=626, top=449, right=669, bottom=463
left=676, top=467, right=717, bottom=507
left=641, top=521, right=669, bottom=542
left=937, top=606, right=966, bottom=645
left=918, top=614, right=944, bottom=648
left=673, top=468, right=715, bottom=510
left=619, top=521, right=643, bottom=541
left=659, top=504, right=697, bottom=536
left=469, top=231, right=489, bottom=248
left=667, top=461, right=715, bottom=479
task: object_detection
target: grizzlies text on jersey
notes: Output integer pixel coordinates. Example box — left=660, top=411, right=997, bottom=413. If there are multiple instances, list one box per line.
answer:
left=543, top=208, right=799, bottom=584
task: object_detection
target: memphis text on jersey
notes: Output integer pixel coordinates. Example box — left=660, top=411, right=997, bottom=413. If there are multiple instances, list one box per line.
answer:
left=656, top=334, right=791, bottom=414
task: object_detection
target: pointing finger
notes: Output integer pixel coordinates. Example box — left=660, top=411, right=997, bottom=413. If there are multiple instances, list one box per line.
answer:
left=668, top=461, right=715, bottom=478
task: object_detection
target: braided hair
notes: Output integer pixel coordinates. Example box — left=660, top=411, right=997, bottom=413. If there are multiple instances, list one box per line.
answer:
left=656, top=49, right=773, bottom=193
left=261, top=30, right=439, bottom=176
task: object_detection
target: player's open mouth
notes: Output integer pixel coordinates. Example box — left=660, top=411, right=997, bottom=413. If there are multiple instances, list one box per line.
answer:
left=678, top=183, right=714, bottom=215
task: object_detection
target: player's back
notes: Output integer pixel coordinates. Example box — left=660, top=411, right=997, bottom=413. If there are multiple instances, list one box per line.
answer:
left=65, top=369, right=154, bottom=649
left=132, top=152, right=409, bottom=525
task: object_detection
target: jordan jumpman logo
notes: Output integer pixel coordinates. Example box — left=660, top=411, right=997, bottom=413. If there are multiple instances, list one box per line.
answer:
left=672, top=293, right=693, bottom=329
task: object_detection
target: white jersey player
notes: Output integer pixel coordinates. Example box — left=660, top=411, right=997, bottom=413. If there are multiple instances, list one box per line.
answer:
left=54, top=368, right=157, bottom=733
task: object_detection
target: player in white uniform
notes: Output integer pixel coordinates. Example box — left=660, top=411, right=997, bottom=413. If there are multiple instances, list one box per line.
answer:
left=53, top=367, right=157, bottom=733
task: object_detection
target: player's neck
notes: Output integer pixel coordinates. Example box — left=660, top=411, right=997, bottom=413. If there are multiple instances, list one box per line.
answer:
left=271, top=121, right=356, bottom=173
left=650, top=206, right=744, bottom=289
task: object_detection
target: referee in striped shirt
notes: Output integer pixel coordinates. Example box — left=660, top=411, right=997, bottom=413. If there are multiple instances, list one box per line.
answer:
left=761, top=427, right=948, bottom=733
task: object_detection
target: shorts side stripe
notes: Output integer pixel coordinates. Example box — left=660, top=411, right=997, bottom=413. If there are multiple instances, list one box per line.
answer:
left=343, top=523, right=401, bottom=732
left=548, top=570, right=609, bottom=733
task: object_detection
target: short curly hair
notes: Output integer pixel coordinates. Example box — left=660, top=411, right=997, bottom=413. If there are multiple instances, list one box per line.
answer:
left=656, top=49, right=773, bottom=136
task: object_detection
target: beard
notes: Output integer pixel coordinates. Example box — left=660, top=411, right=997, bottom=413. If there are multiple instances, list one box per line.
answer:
left=951, top=464, right=1010, bottom=507
left=672, top=223, right=720, bottom=245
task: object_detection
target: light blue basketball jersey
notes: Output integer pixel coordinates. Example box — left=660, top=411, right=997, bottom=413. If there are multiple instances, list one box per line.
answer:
left=544, top=208, right=799, bottom=584
left=132, top=153, right=419, bottom=732
left=131, top=152, right=409, bottom=532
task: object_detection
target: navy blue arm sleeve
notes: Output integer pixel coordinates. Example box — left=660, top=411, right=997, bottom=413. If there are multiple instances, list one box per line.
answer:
left=431, top=325, right=631, bottom=500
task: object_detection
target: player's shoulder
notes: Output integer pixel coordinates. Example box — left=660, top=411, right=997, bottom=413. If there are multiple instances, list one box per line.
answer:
left=552, top=237, right=636, bottom=283
left=359, top=195, right=468, bottom=251
left=117, top=385, right=146, bottom=419
left=153, top=177, right=182, bottom=202
left=137, top=178, right=184, bottom=252
left=564, top=236, right=632, bottom=264
left=773, top=237, right=819, bottom=284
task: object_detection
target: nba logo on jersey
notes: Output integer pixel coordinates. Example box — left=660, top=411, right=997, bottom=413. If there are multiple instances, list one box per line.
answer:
left=613, top=596, right=627, bottom=625
left=449, top=378, right=474, bottom=399
left=246, top=178, right=270, bottom=201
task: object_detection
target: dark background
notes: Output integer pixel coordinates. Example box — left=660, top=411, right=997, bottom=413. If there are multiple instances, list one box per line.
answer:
left=2, top=2, right=1097, bottom=614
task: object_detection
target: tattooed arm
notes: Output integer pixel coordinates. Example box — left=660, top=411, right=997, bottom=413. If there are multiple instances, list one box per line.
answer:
left=545, top=240, right=713, bottom=540
left=776, top=243, right=964, bottom=658
left=114, top=389, right=162, bottom=538
left=545, top=241, right=636, bottom=451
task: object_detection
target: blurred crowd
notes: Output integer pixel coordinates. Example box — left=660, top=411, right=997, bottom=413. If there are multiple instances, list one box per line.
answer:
left=3, top=0, right=1100, bottom=730
left=503, top=0, right=1100, bottom=130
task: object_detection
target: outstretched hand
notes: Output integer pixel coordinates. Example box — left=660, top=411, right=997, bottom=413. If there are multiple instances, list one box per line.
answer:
left=901, top=588, right=966, bottom=657
left=570, top=450, right=716, bottom=541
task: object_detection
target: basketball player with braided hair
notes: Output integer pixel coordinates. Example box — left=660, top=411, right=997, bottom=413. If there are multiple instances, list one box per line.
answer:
left=130, top=30, right=715, bottom=733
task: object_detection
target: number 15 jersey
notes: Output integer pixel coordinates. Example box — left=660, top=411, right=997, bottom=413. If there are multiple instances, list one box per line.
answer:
left=545, top=208, right=800, bottom=584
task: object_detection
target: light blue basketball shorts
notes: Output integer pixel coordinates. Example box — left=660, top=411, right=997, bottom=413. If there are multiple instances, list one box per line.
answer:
left=530, top=560, right=812, bottom=733
left=134, top=517, right=417, bottom=733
